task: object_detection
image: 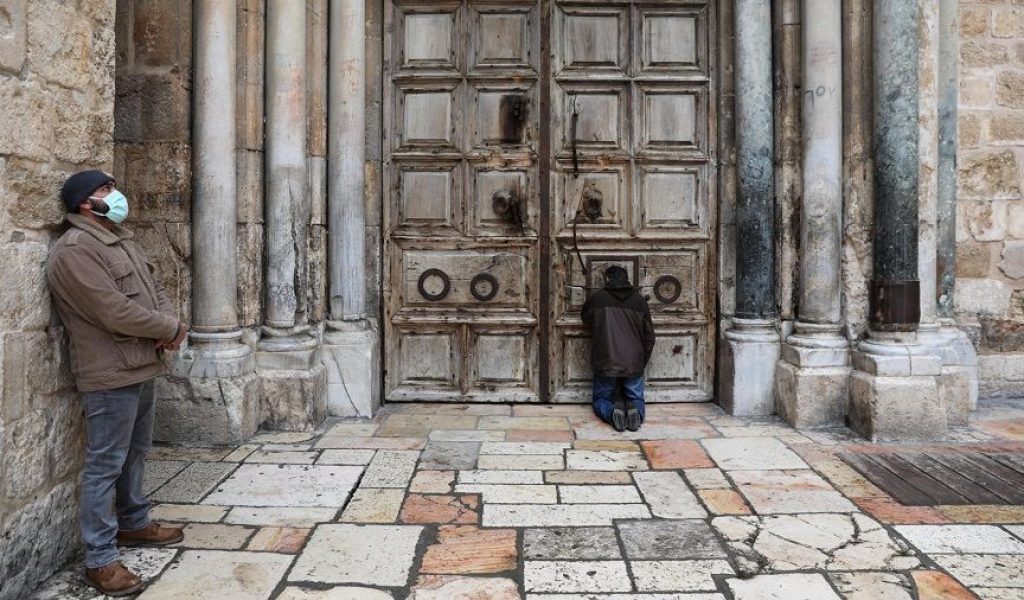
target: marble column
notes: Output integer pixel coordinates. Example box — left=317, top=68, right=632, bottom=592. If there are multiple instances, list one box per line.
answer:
left=849, top=0, right=945, bottom=441
left=776, top=0, right=851, bottom=428
left=322, top=0, right=381, bottom=417
left=162, top=0, right=259, bottom=445
left=257, top=0, right=326, bottom=431
left=934, top=0, right=979, bottom=420
left=721, top=0, right=780, bottom=416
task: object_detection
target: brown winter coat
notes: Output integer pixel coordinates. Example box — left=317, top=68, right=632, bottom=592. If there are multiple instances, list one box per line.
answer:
left=47, top=214, right=181, bottom=392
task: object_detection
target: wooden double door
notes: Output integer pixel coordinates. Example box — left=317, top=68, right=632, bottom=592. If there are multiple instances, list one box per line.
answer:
left=383, top=0, right=716, bottom=403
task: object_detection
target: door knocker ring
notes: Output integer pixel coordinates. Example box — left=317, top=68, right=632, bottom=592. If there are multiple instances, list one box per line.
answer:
left=470, top=273, right=499, bottom=302
left=418, top=268, right=451, bottom=302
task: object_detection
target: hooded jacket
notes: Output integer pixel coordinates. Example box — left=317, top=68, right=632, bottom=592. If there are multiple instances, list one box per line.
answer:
left=47, top=213, right=181, bottom=392
left=581, top=277, right=656, bottom=378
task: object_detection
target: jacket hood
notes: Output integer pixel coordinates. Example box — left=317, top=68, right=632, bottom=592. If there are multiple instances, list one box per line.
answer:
left=605, top=283, right=636, bottom=301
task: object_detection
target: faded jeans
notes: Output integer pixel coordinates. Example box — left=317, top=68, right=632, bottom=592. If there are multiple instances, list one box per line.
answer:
left=80, top=380, right=154, bottom=568
left=592, top=375, right=646, bottom=424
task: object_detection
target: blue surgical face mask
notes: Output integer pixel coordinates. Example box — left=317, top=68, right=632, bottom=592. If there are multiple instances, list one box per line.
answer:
left=89, top=190, right=129, bottom=224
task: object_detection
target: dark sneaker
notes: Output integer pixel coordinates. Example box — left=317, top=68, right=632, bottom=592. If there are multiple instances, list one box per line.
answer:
left=626, top=408, right=642, bottom=432
left=611, top=408, right=626, bottom=432
left=84, top=561, right=144, bottom=597
left=117, top=522, right=184, bottom=546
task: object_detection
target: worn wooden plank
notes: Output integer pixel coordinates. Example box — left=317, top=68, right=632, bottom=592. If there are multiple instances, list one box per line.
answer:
left=876, top=454, right=972, bottom=505
left=839, top=453, right=938, bottom=506
left=959, top=454, right=1024, bottom=498
left=902, top=453, right=1006, bottom=505
left=986, top=453, right=1024, bottom=478
left=929, top=453, right=1024, bottom=504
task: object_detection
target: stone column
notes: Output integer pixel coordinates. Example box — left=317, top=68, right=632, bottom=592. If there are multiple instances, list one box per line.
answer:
left=776, top=0, right=851, bottom=428
left=720, top=0, right=780, bottom=416
left=166, top=0, right=259, bottom=445
left=322, top=0, right=381, bottom=417
left=257, top=0, right=327, bottom=431
left=849, top=0, right=945, bottom=441
left=934, top=0, right=979, bottom=420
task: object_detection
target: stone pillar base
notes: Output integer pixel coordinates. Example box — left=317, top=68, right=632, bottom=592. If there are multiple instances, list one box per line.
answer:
left=918, top=323, right=979, bottom=424
left=848, top=337, right=946, bottom=441
left=157, top=340, right=260, bottom=445
left=257, top=329, right=327, bottom=431
left=719, top=318, right=780, bottom=416
left=775, top=325, right=851, bottom=428
left=322, top=320, right=381, bottom=418
left=155, top=372, right=261, bottom=445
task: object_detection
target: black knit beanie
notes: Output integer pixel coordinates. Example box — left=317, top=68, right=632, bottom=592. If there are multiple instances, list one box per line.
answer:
left=60, top=170, right=115, bottom=212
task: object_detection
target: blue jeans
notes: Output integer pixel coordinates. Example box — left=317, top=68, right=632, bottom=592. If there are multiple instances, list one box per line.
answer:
left=80, top=380, right=155, bottom=568
left=592, top=375, right=645, bottom=424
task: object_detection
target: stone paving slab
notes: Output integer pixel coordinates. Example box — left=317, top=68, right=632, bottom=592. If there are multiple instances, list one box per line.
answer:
left=204, top=464, right=362, bottom=507
left=137, top=550, right=292, bottom=600
left=523, top=527, right=622, bottom=560
left=895, top=524, right=1024, bottom=554
left=224, top=506, right=338, bottom=527
left=524, top=561, right=632, bottom=593
left=727, top=573, right=841, bottom=600
left=701, top=437, right=808, bottom=470
left=149, top=462, right=236, bottom=504
left=289, top=524, right=423, bottom=587
left=277, top=587, right=394, bottom=600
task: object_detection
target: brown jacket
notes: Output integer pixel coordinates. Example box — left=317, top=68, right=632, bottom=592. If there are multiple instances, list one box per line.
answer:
left=47, top=214, right=181, bottom=392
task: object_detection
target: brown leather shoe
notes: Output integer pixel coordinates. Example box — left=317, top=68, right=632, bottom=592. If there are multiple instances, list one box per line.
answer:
left=117, top=522, right=184, bottom=546
left=84, top=561, right=144, bottom=597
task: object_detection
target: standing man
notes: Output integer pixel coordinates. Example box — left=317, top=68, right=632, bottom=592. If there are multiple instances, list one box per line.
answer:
left=47, top=170, right=187, bottom=596
left=581, top=265, right=656, bottom=432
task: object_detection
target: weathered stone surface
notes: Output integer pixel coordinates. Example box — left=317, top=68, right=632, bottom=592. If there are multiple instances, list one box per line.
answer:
left=0, top=242, right=48, bottom=331
left=483, top=503, right=651, bottom=527
left=478, top=454, right=564, bottom=470
left=137, top=550, right=292, bottom=600
left=0, top=481, right=79, bottom=599
left=631, top=560, right=734, bottom=592
left=827, top=572, right=912, bottom=600
left=399, top=494, right=479, bottom=525
left=154, top=374, right=260, bottom=445
left=991, top=110, right=1024, bottom=144
left=150, top=503, right=227, bottom=524
left=895, top=525, right=1024, bottom=554
left=288, top=524, right=423, bottom=586
left=775, top=362, right=851, bottom=428
left=458, top=470, right=544, bottom=485
left=259, top=365, right=328, bottom=432
left=559, top=485, right=641, bottom=504
left=149, top=461, right=235, bottom=504
left=420, top=525, right=517, bottom=574
left=203, top=464, right=361, bottom=507
left=361, top=450, right=419, bottom=488
left=277, top=587, right=394, bottom=600
left=565, top=450, right=648, bottom=471
left=418, top=441, right=481, bottom=470
left=957, top=241, right=995, bottom=277
left=524, top=561, right=631, bottom=593
left=730, top=469, right=856, bottom=514
left=523, top=527, right=621, bottom=560
left=699, top=489, right=753, bottom=515
left=454, top=484, right=557, bottom=504
left=339, top=488, right=406, bottom=523
left=1000, top=241, right=1024, bottom=279
left=959, top=152, right=1022, bottom=200
left=702, top=437, right=808, bottom=470
left=932, top=554, right=1024, bottom=589
left=956, top=278, right=1014, bottom=316
left=544, top=470, right=633, bottom=485
left=910, top=570, right=979, bottom=600
left=633, top=471, right=707, bottom=518
left=409, top=470, right=454, bottom=493
left=224, top=506, right=337, bottom=528
left=0, top=0, right=27, bottom=73
left=997, top=71, right=1024, bottom=109
left=246, top=527, right=309, bottom=553
left=962, top=41, right=1010, bottom=69
left=618, top=520, right=726, bottom=560
left=848, top=371, right=946, bottom=442
left=174, top=523, right=252, bottom=550
left=640, top=440, right=714, bottom=469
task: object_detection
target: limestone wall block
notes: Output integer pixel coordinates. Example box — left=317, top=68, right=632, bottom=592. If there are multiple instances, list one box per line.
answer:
left=1008, top=203, right=1024, bottom=239
left=1, top=409, right=50, bottom=499
left=237, top=223, right=264, bottom=328
left=960, top=6, right=989, bottom=38
left=956, top=241, right=995, bottom=277
left=0, top=242, right=50, bottom=331
left=962, top=41, right=1011, bottom=71
left=1001, top=241, right=1024, bottom=279
left=959, top=111, right=984, bottom=148
left=132, top=223, right=191, bottom=325
left=26, top=0, right=109, bottom=94
left=955, top=277, right=1013, bottom=317
left=966, top=200, right=1009, bottom=241
left=237, top=149, right=265, bottom=224
left=114, top=72, right=191, bottom=143
left=0, top=76, right=58, bottom=162
left=996, top=70, right=1024, bottom=108
left=114, top=142, right=191, bottom=222
left=308, top=224, right=327, bottom=323
left=990, top=110, right=1024, bottom=144
left=130, top=0, right=192, bottom=67
left=958, top=150, right=1022, bottom=200
left=45, top=394, right=85, bottom=482
left=960, top=77, right=994, bottom=109
left=0, top=0, right=27, bottom=73
left=0, top=481, right=80, bottom=598
left=993, top=8, right=1024, bottom=39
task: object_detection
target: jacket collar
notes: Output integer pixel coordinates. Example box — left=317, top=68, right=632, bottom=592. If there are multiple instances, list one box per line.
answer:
left=66, top=213, right=134, bottom=245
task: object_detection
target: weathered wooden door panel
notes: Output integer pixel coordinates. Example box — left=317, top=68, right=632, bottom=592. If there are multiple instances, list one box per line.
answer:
left=384, top=0, right=715, bottom=403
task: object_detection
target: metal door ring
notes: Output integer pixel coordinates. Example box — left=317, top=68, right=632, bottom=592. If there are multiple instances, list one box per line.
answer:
left=418, top=268, right=451, bottom=301
left=470, top=273, right=499, bottom=302
left=653, top=275, right=682, bottom=304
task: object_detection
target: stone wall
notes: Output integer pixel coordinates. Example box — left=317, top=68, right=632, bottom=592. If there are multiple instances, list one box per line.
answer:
left=957, top=0, right=1024, bottom=398
left=0, top=1, right=116, bottom=598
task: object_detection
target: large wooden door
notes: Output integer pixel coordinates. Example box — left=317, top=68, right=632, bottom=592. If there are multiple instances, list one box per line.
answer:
left=384, top=0, right=715, bottom=403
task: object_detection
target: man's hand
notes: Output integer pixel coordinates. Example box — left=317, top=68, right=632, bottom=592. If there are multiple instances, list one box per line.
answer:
left=157, top=324, right=187, bottom=352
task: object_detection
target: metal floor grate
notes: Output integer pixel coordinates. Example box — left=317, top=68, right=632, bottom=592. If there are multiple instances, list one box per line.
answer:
left=839, top=451, right=1024, bottom=506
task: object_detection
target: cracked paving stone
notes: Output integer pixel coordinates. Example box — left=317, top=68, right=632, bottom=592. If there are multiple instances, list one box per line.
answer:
left=830, top=572, right=914, bottom=600
left=523, top=527, right=622, bottom=560
left=730, top=469, right=857, bottom=514
left=910, top=570, right=979, bottom=600
left=617, top=520, right=727, bottom=560
left=407, top=575, right=520, bottom=600
left=895, top=525, right=1024, bottom=554
left=202, top=464, right=362, bottom=507
left=339, top=488, right=406, bottom=523
left=712, top=514, right=919, bottom=572
left=418, top=441, right=481, bottom=470
left=400, top=493, right=480, bottom=524
left=701, top=437, right=808, bottom=470
left=139, top=550, right=293, bottom=600
left=524, top=595, right=726, bottom=600
left=630, top=560, right=734, bottom=592
left=524, top=561, right=632, bottom=593
left=288, top=524, right=423, bottom=586
left=727, top=573, right=841, bottom=600
left=931, top=554, right=1024, bottom=589
left=149, top=462, right=236, bottom=504
left=420, top=525, right=518, bottom=574
left=634, top=471, right=707, bottom=518
left=360, top=450, right=420, bottom=488
left=276, top=587, right=394, bottom=600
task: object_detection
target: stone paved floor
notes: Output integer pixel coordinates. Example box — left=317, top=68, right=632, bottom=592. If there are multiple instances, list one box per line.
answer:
left=30, top=399, right=1024, bottom=600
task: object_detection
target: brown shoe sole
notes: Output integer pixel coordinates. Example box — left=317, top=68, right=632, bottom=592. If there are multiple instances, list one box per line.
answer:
left=83, top=576, right=144, bottom=597
left=117, top=528, right=184, bottom=547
